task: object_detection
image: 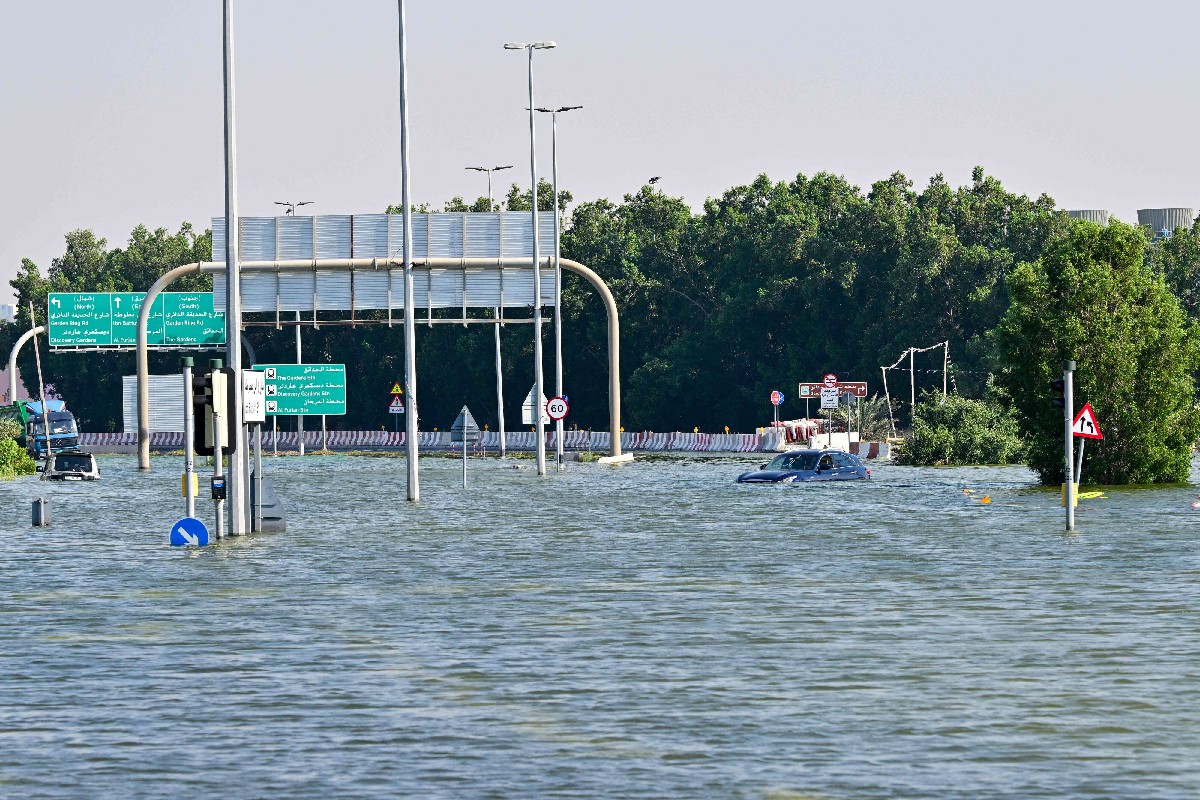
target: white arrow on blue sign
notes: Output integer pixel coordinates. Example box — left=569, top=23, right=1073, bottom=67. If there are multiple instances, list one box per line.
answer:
left=170, top=517, right=210, bottom=547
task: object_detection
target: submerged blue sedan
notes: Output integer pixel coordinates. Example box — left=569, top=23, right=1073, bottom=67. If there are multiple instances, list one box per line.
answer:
left=736, top=448, right=870, bottom=483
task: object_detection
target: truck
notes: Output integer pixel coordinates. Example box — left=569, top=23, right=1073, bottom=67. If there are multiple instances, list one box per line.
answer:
left=4, top=400, right=81, bottom=458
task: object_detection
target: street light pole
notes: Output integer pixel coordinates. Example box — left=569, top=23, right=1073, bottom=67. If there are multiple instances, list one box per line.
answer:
left=222, top=0, right=248, bottom=535
left=465, top=165, right=513, bottom=211
left=273, top=201, right=312, bottom=216
left=536, top=105, right=581, bottom=471
left=467, top=164, right=514, bottom=457
left=274, top=202, right=314, bottom=457
left=398, top=0, right=419, bottom=500
left=505, top=40, right=556, bottom=477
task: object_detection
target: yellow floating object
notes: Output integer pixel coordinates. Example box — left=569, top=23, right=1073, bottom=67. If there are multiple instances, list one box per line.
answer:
left=979, top=495, right=991, bottom=504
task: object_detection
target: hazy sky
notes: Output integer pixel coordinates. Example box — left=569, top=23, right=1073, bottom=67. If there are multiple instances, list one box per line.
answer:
left=3, top=1, right=1199, bottom=303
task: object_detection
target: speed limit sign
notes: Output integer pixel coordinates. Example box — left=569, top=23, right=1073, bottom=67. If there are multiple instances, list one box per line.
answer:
left=546, top=396, right=569, bottom=421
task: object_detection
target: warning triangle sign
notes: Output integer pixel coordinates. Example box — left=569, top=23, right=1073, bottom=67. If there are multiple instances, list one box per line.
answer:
left=390, top=395, right=404, bottom=408
left=390, top=382, right=403, bottom=395
left=1072, top=402, right=1103, bottom=440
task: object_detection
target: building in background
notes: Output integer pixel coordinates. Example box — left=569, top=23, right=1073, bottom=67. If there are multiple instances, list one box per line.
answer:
left=1067, top=209, right=1110, bottom=226
left=1137, top=208, right=1195, bottom=240
left=0, top=304, right=14, bottom=323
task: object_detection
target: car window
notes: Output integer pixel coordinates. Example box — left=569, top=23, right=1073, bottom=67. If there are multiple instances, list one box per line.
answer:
left=54, top=455, right=93, bottom=471
left=787, top=453, right=819, bottom=470
left=818, top=454, right=833, bottom=470
left=832, top=453, right=852, bottom=468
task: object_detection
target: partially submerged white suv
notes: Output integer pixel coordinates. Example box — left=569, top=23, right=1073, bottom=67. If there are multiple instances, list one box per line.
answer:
left=41, top=450, right=100, bottom=481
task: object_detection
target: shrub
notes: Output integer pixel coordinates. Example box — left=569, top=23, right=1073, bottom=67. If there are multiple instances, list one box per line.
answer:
left=894, top=390, right=1025, bottom=466
left=0, top=438, right=37, bottom=478
left=0, top=418, right=22, bottom=441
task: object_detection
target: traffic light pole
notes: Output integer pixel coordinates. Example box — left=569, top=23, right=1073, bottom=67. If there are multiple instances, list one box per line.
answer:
left=1064, top=360, right=1076, bottom=532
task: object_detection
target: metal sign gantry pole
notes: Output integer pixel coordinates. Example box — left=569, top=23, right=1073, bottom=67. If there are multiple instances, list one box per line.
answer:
left=135, top=256, right=627, bottom=468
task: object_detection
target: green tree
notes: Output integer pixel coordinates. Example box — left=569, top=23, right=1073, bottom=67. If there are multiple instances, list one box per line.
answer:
left=1150, top=218, right=1200, bottom=319
left=995, top=219, right=1200, bottom=484
left=503, top=179, right=572, bottom=214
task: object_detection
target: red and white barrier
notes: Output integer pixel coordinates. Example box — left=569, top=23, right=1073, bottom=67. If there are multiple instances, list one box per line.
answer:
left=86, top=428, right=888, bottom=457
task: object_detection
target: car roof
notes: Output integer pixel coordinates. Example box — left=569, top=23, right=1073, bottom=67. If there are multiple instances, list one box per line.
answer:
left=783, top=449, right=849, bottom=455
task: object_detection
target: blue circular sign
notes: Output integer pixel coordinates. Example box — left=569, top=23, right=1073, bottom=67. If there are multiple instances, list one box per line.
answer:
left=170, top=517, right=210, bottom=547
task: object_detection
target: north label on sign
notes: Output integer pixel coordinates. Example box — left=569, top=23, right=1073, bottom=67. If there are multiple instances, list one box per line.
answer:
left=1072, top=402, right=1104, bottom=440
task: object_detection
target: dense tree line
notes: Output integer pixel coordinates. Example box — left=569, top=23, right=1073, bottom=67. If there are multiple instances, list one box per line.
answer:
left=7, top=167, right=1200, bottom=483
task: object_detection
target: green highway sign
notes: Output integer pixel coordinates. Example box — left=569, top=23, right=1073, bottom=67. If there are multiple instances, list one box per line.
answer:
left=48, top=292, right=225, bottom=348
left=253, top=364, right=347, bottom=416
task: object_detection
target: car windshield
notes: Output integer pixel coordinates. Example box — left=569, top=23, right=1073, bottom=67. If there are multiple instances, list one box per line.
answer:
left=766, top=452, right=820, bottom=471
left=53, top=454, right=93, bottom=472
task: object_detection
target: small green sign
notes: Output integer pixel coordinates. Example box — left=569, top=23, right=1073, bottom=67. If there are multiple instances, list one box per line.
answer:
left=48, top=292, right=225, bottom=348
left=253, top=364, right=347, bottom=416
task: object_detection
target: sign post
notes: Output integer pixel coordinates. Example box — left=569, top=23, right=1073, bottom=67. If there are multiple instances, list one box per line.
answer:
left=1063, top=360, right=1076, bottom=531
left=770, top=390, right=784, bottom=429
left=243, top=370, right=266, bottom=534
left=820, top=375, right=839, bottom=447
left=1071, top=400, right=1103, bottom=496
left=450, top=406, right=481, bottom=488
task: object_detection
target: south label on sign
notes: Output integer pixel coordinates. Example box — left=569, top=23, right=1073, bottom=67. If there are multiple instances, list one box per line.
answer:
left=170, top=517, right=210, bottom=547
left=546, top=396, right=569, bottom=421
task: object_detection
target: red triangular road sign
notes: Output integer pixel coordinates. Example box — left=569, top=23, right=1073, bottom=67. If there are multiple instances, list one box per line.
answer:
left=390, top=395, right=404, bottom=408
left=1072, top=402, right=1103, bottom=440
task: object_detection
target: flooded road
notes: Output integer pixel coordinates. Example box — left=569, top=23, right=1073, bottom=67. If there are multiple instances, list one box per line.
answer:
left=2, top=453, right=1198, bottom=798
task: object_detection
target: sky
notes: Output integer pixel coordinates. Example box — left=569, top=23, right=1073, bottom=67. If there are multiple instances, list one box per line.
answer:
left=3, top=0, right=1199, bottom=304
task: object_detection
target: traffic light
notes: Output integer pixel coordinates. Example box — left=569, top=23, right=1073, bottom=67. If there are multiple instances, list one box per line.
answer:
left=190, top=369, right=237, bottom=456
left=1051, top=379, right=1065, bottom=408
left=191, top=373, right=213, bottom=409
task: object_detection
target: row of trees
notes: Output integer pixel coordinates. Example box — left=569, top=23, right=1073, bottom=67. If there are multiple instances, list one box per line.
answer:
left=6, top=167, right=1200, bottom=483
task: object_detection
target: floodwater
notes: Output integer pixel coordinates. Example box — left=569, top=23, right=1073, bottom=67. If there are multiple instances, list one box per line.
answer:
left=2, top=452, right=1199, bottom=799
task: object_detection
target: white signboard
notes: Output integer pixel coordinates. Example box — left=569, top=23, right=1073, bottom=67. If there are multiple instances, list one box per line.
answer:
left=522, top=385, right=550, bottom=425
left=820, top=387, right=840, bottom=409
left=242, top=370, right=266, bottom=424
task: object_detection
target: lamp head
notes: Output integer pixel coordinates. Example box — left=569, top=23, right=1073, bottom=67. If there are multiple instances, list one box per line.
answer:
left=532, top=41, right=557, bottom=49
left=503, top=43, right=526, bottom=50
